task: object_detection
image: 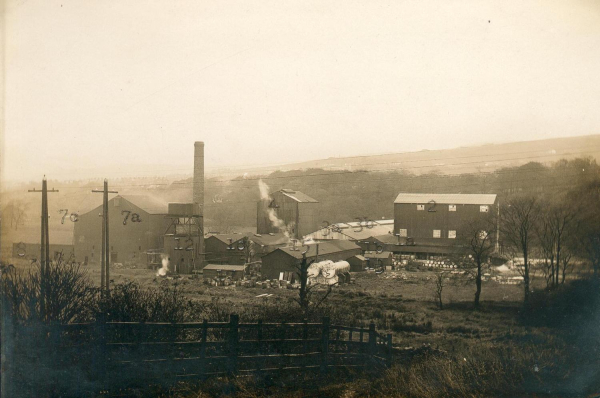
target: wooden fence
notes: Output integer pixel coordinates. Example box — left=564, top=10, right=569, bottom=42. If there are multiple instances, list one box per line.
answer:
left=5, top=314, right=393, bottom=393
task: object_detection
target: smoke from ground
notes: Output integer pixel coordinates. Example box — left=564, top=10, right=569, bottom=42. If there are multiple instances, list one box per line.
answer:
left=157, top=255, right=169, bottom=276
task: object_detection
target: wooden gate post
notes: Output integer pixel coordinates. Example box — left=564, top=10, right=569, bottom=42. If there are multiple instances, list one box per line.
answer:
left=228, top=314, right=239, bottom=374
left=1, top=296, right=15, bottom=398
left=368, top=322, right=376, bottom=359
left=95, top=312, right=108, bottom=388
left=320, top=317, right=330, bottom=373
left=386, top=333, right=393, bottom=368
left=200, top=319, right=208, bottom=377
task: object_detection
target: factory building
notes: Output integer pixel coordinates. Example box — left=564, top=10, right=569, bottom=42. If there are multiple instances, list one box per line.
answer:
left=393, top=193, right=497, bottom=257
left=204, top=234, right=249, bottom=265
left=162, top=203, right=203, bottom=273
left=12, top=242, right=75, bottom=263
left=257, top=189, right=320, bottom=240
left=74, top=195, right=170, bottom=266
left=248, top=233, right=289, bottom=258
left=260, top=240, right=361, bottom=280
left=303, top=219, right=394, bottom=242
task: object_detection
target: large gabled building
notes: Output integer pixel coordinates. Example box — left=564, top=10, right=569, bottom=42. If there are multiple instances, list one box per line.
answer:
left=393, top=193, right=497, bottom=257
left=74, top=195, right=170, bottom=266
left=260, top=240, right=361, bottom=279
left=257, top=189, right=320, bottom=240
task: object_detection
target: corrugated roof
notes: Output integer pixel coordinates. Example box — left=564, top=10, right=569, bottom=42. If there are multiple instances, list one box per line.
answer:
left=364, top=251, right=393, bottom=259
left=394, top=193, right=497, bottom=205
left=351, top=255, right=366, bottom=261
left=272, top=240, right=360, bottom=260
left=249, top=233, right=289, bottom=246
left=278, top=190, right=319, bottom=203
left=206, top=234, right=248, bottom=245
left=304, top=220, right=394, bottom=241
left=203, top=264, right=247, bottom=271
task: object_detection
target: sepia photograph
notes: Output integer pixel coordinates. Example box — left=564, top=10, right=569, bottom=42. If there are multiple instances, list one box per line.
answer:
left=1, top=1, right=600, bottom=396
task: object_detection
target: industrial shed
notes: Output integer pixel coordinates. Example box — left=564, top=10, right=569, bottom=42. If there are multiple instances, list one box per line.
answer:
left=202, top=264, right=247, bottom=281
left=248, top=233, right=289, bottom=258
left=304, top=219, right=394, bottom=242
left=74, top=195, right=170, bottom=267
left=204, top=234, right=249, bottom=265
left=347, top=254, right=367, bottom=272
left=363, top=251, right=394, bottom=268
left=394, top=193, right=497, bottom=255
left=260, top=240, right=361, bottom=280
left=257, top=189, right=320, bottom=240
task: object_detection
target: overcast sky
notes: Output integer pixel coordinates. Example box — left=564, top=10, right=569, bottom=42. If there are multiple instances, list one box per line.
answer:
left=3, top=0, right=600, bottom=182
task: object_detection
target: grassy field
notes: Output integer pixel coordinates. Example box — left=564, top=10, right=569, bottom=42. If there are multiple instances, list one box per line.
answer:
left=6, top=259, right=598, bottom=397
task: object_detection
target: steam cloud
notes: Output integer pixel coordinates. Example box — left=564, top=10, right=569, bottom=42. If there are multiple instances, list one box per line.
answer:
left=157, top=254, right=169, bottom=276
left=258, top=179, right=292, bottom=241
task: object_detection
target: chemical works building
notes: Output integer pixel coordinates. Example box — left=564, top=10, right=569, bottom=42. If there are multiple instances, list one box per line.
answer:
left=393, top=193, right=497, bottom=257
left=74, top=195, right=170, bottom=266
left=260, top=240, right=361, bottom=280
left=257, top=189, right=320, bottom=240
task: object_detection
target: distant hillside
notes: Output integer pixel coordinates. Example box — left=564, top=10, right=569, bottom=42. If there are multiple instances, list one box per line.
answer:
left=209, top=134, right=600, bottom=178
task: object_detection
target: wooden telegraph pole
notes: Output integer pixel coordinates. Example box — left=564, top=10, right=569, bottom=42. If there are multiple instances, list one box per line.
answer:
left=28, top=176, right=59, bottom=321
left=92, top=180, right=118, bottom=298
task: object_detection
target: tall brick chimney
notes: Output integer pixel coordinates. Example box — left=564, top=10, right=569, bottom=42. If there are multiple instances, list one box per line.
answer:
left=193, top=141, right=204, bottom=265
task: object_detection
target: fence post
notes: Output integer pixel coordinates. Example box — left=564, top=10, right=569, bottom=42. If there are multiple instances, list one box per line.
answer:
left=257, top=320, right=263, bottom=373
left=228, top=314, right=239, bottom=374
left=386, top=333, right=393, bottom=368
left=320, top=317, right=330, bottom=373
left=368, top=321, right=376, bottom=360
left=95, top=312, right=107, bottom=389
left=302, top=319, right=308, bottom=371
left=200, top=319, right=207, bottom=377
left=1, top=296, right=15, bottom=398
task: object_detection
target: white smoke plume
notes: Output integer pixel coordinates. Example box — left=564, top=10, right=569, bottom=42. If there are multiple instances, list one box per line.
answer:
left=157, top=254, right=169, bottom=277
left=258, top=179, right=291, bottom=241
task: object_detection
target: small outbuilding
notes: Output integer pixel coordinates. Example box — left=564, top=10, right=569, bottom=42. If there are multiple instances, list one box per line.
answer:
left=363, top=251, right=394, bottom=268
left=202, top=264, right=247, bottom=281
left=347, top=254, right=367, bottom=272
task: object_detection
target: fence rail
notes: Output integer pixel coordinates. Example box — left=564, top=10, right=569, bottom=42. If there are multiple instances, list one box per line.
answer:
left=6, top=314, right=393, bottom=393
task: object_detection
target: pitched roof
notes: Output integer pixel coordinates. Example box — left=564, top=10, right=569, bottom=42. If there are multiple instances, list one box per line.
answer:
left=272, top=240, right=360, bottom=260
left=394, top=193, right=497, bottom=205
left=364, top=251, right=393, bottom=259
left=118, top=195, right=169, bottom=214
left=303, top=220, right=394, bottom=241
left=249, top=233, right=289, bottom=246
left=278, top=189, right=319, bottom=203
left=203, top=264, right=247, bottom=271
left=350, top=254, right=366, bottom=261
left=206, top=234, right=248, bottom=245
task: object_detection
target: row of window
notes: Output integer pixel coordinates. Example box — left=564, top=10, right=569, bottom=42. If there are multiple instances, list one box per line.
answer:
left=399, top=229, right=488, bottom=239
left=415, top=204, right=489, bottom=212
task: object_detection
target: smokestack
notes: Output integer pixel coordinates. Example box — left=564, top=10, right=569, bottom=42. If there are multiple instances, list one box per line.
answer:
left=193, top=141, right=204, bottom=207
left=194, top=141, right=205, bottom=265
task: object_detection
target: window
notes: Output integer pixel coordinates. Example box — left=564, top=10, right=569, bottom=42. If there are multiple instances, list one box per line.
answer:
left=448, top=230, right=457, bottom=239
left=433, top=230, right=441, bottom=238
left=92, top=245, right=95, bottom=250
left=449, top=205, right=457, bottom=212
left=399, top=229, right=407, bottom=237
left=480, top=205, right=489, bottom=213
left=417, top=204, right=425, bottom=211
left=139, top=246, right=142, bottom=251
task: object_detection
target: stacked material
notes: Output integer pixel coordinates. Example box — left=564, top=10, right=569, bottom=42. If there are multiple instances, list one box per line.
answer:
left=308, top=260, right=350, bottom=285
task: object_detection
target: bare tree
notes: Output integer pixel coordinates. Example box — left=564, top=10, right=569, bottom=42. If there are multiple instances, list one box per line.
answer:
left=3, top=200, right=29, bottom=231
left=459, top=218, right=496, bottom=308
left=294, top=252, right=336, bottom=319
left=567, top=179, right=600, bottom=279
left=433, top=272, right=446, bottom=310
left=499, top=195, right=540, bottom=305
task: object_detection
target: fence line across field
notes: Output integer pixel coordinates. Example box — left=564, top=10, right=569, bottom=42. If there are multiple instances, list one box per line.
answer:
left=7, top=314, right=393, bottom=392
